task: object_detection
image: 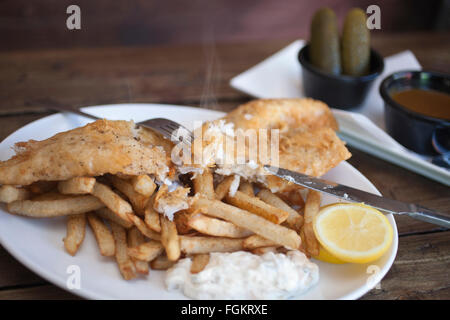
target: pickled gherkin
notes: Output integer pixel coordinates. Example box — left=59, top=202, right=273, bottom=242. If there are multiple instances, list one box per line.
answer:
left=309, top=8, right=341, bottom=75
left=341, top=8, right=370, bottom=76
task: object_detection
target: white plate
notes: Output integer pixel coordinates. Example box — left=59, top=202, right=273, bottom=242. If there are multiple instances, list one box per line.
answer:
left=0, top=103, right=398, bottom=300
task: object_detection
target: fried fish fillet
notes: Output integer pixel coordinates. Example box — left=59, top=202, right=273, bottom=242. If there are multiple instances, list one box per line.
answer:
left=227, top=99, right=350, bottom=191
left=0, top=120, right=174, bottom=186
left=223, top=98, right=339, bottom=133
left=190, top=98, right=351, bottom=192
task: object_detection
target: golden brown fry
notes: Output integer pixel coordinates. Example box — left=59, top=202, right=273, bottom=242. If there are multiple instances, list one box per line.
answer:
left=193, top=169, right=215, bottom=199
left=96, top=207, right=133, bottom=229
left=299, top=226, right=309, bottom=257
left=243, top=234, right=277, bottom=249
left=251, top=246, right=279, bottom=255
left=214, top=176, right=237, bottom=200
left=150, top=254, right=175, bottom=270
left=160, top=216, right=181, bottom=261
left=239, top=181, right=254, bottom=196
left=91, top=182, right=133, bottom=222
left=277, top=189, right=306, bottom=208
left=128, top=240, right=164, bottom=262
left=63, top=214, right=86, bottom=256
left=57, top=177, right=96, bottom=195
left=108, top=175, right=149, bottom=216
left=0, top=185, right=30, bottom=203
left=173, top=211, right=193, bottom=234
left=110, top=221, right=137, bottom=280
left=31, top=192, right=71, bottom=201
left=7, top=195, right=104, bottom=218
left=126, top=213, right=161, bottom=241
left=187, top=214, right=252, bottom=238
left=190, top=254, right=210, bottom=274
left=192, top=198, right=301, bottom=249
left=87, top=212, right=115, bottom=257
left=180, top=235, right=244, bottom=254
left=130, top=175, right=156, bottom=197
left=144, top=195, right=161, bottom=232
left=257, top=189, right=304, bottom=231
left=303, top=190, right=321, bottom=256
left=127, top=228, right=151, bottom=274
left=225, top=190, right=289, bottom=224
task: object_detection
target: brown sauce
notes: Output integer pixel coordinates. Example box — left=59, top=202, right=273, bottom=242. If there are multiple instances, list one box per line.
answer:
left=391, top=89, right=450, bottom=120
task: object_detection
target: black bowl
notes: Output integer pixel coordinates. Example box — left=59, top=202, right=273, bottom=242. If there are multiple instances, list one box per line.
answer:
left=379, top=70, right=450, bottom=156
left=298, top=44, right=384, bottom=109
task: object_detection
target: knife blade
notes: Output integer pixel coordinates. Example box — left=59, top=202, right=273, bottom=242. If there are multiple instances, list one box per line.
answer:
left=264, top=165, right=450, bottom=228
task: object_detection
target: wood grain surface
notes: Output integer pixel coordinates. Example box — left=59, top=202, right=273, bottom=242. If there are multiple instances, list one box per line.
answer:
left=0, top=32, right=449, bottom=299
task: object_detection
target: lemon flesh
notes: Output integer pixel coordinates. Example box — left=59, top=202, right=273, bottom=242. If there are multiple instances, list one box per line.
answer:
left=313, top=203, right=393, bottom=264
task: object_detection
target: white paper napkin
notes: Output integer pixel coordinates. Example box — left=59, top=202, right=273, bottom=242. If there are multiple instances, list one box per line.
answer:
left=230, top=40, right=450, bottom=185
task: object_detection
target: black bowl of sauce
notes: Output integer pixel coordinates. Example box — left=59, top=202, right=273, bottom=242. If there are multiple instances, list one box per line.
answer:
left=379, top=70, right=450, bottom=156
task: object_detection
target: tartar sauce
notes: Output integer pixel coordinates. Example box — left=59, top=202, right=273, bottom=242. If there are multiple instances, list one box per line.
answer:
left=165, top=250, right=319, bottom=299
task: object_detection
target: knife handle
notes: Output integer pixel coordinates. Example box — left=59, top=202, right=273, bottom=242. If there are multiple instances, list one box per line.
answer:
left=404, top=205, right=450, bottom=229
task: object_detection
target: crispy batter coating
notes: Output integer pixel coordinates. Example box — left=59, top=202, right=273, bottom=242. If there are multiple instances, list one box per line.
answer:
left=0, top=120, right=174, bottom=185
left=223, top=99, right=351, bottom=191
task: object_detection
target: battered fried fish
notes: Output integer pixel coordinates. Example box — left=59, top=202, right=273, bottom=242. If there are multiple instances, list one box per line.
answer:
left=190, top=98, right=351, bottom=192
left=0, top=120, right=174, bottom=186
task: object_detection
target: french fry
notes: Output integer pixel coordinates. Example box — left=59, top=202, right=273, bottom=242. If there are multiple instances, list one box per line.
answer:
left=180, top=235, right=244, bottom=254
left=150, top=254, right=175, bottom=270
left=127, top=228, right=151, bottom=275
left=96, top=207, right=133, bottom=229
left=173, top=211, right=194, bottom=234
left=160, top=216, right=181, bottom=261
left=31, top=192, right=71, bottom=201
left=225, top=191, right=289, bottom=224
left=128, top=240, right=164, bottom=262
left=243, top=234, right=277, bottom=249
left=190, top=254, right=210, bottom=274
left=251, top=246, right=279, bottom=255
left=193, top=169, right=215, bottom=199
left=187, top=214, right=252, bottom=238
left=192, top=198, right=301, bottom=249
left=0, top=185, right=30, bottom=203
left=63, top=213, right=86, bottom=256
left=7, top=195, right=104, bottom=218
left=303, top=190, right=321, bottom=256
left=214, top=175, right=237, bottom=200
left=91, top=182, right=133, bottom=222
left=144, top=195, right=161, bottom=232
left=126, top=213, right=161, bottom=241
left=299, top=226, right=309, bottom=257
left=257, top=189, right=304, bottom=231
left=57, top=177, right=96, bottom=195
left=239, top=181, right=254, bottom=196
left=130, top=175, right=156, bottom=197
left=110, top=221, right=137, bottom=280
left=87, top=212, right=115, bottom=257
left=27, top=181, right=57, bottom=194
left=108, top=175, right=149, bottom=216
left=277, top=189, right=305, bottom=208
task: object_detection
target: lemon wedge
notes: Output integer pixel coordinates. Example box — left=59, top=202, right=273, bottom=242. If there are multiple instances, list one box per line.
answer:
left=313, top=203, right=393, bottom=264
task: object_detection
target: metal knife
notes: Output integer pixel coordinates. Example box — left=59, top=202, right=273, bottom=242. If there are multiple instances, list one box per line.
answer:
left=264, top=165, right=450, bottom=229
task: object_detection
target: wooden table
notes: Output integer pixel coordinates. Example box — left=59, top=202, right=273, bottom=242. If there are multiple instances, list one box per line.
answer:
left=0, top=32, right=449, bottom=300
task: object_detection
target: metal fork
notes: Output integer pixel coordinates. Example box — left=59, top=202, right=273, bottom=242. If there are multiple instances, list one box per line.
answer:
left=50, top=106, right=193, bottom=145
